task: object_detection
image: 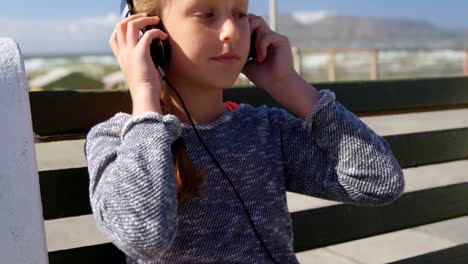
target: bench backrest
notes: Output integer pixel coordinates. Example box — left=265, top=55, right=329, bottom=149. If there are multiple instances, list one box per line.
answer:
left=34, top=77, right=468, bottom=264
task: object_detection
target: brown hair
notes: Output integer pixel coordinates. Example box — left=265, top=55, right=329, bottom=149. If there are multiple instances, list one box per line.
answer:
left=134, top=0, right=205, bottom=208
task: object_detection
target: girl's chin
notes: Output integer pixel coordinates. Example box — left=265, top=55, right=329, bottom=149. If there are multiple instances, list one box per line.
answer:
left=212, top=75, right=241, bottom=88
left=167, top=64, right=241, bottom=88
left=201, top=70, right=241, bottom=88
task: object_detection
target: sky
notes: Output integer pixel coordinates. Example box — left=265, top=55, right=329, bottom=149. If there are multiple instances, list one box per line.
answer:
left=1, top=0, right=467, bottom=55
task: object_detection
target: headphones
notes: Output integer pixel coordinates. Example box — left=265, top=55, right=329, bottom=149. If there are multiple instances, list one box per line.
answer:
left=120, top=1, right=278, bottom=263
left=122, top=0, right=256, bottom=70
left=123, top=0, right=171, bottom=68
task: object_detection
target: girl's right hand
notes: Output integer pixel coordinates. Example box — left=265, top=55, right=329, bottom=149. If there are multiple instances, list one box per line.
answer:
left=109, top=13, right=169, bottom=115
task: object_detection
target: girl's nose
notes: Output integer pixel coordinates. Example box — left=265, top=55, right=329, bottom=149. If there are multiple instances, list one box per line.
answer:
left=219, top=18, right=240, bottom=42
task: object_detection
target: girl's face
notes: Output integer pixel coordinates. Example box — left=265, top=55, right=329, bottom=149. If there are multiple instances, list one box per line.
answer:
left=162, top=0, right=250, bottom=89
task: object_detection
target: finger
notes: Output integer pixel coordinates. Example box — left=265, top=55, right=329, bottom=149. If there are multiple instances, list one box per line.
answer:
left=109, top=29, right=119, bottom=58
left=135, top=28, right=169, bottom=54
left=116, top=13, right=148, bottom=48
left=127, top=16, right=161, bottom=47
left=248, top=14, right=270, bottom=35
left=257, top=33, right=285, bottom=62
left=248, top=15, right=272, bottom=61
left=254, top=30, right=273, bottom=62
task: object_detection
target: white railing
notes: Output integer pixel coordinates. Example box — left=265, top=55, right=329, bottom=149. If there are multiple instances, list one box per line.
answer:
left=465, top=48, right=468, bottom=75
left=292, top=48, right=468, bottom=81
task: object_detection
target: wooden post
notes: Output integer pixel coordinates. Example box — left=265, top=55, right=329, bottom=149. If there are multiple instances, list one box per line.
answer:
left=329, top=49, right=337, bottom=81
left=371, top=49, right=379, bottom=80
left=292, top=47, right=302, bottom=76
left=464, top=49, right=468, bottom=75
left=269, top=0, right=277, bottom=31
left=0, top=38, right=48, bottom=263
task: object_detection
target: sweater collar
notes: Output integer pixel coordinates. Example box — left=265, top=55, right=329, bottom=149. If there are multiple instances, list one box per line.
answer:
left=181, top=104, right=244, bottom=130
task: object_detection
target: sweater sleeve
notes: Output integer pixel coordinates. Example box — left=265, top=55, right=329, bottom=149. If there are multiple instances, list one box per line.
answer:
left=84, top=111, right=181, bottom=260
left=281, top=89, right=405, bottom=206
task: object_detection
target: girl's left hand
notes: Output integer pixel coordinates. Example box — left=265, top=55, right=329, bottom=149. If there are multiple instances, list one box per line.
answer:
left=242, top=15, right=298, bottom=93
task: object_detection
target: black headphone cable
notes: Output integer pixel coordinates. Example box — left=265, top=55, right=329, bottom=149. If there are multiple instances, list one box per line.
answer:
left=157, top=67, right=282, bottom=264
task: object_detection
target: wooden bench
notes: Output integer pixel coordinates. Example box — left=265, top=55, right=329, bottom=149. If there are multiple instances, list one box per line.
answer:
left=3, top=38, right=468, bottom=263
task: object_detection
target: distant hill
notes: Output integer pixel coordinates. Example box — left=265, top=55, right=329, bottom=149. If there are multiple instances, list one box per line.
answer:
left=275, top=13, right=468, bottom=49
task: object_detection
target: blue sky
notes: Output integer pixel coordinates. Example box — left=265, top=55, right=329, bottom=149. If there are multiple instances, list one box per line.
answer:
left=2, top=0, right=467, bottom=28
left=1, top=0, right=467, bottom=54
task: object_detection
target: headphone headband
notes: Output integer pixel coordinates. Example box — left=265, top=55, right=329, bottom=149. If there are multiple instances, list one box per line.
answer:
left=120, top=0, right=133, bottom=18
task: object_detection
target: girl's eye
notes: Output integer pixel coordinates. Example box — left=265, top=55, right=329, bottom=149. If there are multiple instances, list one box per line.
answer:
left=195, top=12, right=214, bottom=19
left=238, top=12, right=248, bottom=19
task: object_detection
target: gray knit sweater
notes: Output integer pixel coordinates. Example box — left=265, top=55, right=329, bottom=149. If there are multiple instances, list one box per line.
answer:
left=85, top=89, right=405, bottom=264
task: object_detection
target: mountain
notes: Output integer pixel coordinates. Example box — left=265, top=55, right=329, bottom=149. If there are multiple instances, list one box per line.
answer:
left=275, top=13, right=468, bottom=49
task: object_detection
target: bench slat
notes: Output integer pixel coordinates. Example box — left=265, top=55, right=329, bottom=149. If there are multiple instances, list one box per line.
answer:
left=30, top=90, right=131, bottom=138
left=387, top=127, right=468, bottom=168
left=31, top=76, right=468, bottom=138
left=39, top=127, right=468, bottom=220
left=292, top=182, right=468, bottom=252
left=388, top=243, right=468, bottom=264
left=47, top=180, right=468, bottom=262
left=40, top=168, right=90, bottom=220
left=48, top=243, right=125, bottom=264
left=40, top=170, right=468, bottom=250
left=49, top=241, right=468, bottom=264
left=227, top=76, right=468, bottom=116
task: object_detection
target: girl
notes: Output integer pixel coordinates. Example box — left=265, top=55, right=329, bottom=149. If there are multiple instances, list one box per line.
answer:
left=85, top=0, right=405, bottom=263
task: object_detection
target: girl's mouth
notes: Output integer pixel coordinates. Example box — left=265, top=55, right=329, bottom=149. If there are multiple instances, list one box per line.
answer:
left=212, top=52, right=241, bottom=64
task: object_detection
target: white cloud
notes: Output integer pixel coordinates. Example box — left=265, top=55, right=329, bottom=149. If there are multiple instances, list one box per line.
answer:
left=292, top=10, right=336, bottom=25
left=0, top=13, right=120, bottom=55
